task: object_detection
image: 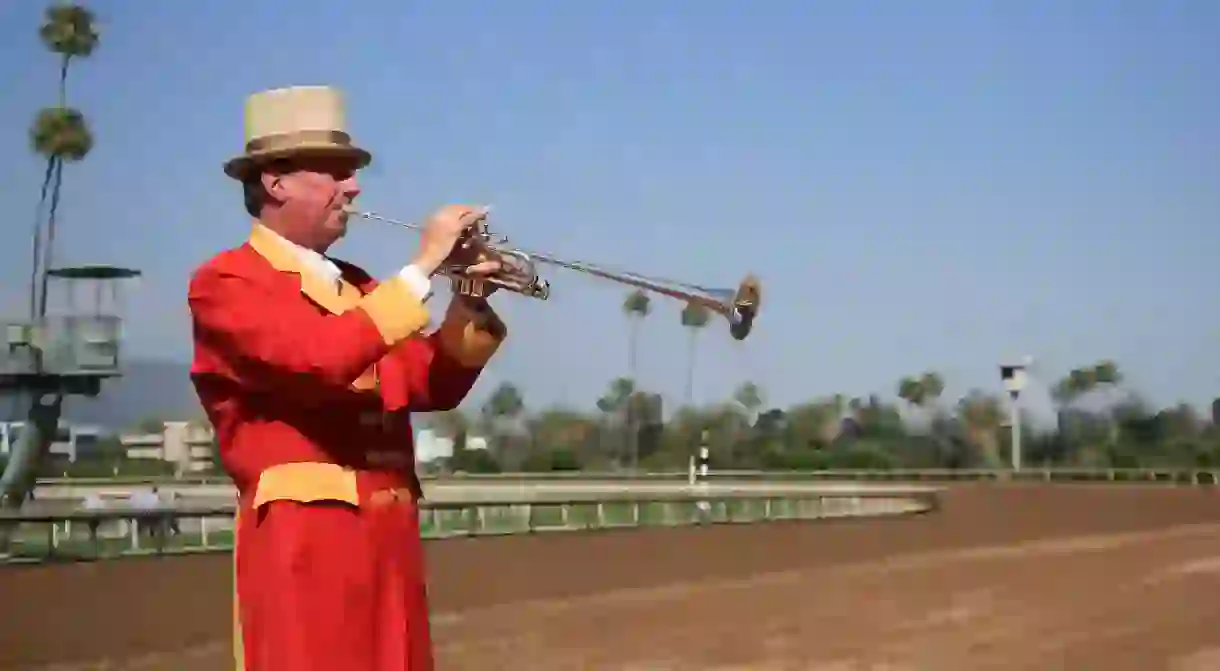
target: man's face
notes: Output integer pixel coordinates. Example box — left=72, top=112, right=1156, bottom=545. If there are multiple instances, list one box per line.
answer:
left=262, top=154, right=362, bottom=250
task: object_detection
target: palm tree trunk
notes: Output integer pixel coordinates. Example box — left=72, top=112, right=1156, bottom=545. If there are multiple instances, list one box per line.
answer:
left=28, top=157, right=56, bottom=321
left=627, top=318, right=639, bottom=375
left=37, top=158, right=66, bottom=319
left=684, top=329, right=697, bottom=405
left=34, top=54, right=71, bottom=322
left=58, top=55, right=70, bottom=107
left=626, top=319, right=640, bottom=470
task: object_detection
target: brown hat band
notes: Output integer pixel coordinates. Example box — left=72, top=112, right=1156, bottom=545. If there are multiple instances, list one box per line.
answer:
left=244, top=129, right=353, bottom=154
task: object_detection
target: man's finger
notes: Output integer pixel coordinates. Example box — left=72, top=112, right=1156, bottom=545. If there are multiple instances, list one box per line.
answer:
left=464, top=260, right=502, bottom=275
left=459, top=205, right=491, bottom=227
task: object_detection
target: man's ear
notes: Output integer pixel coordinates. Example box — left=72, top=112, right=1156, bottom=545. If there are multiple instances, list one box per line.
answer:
left=260, top=170, right=284, bottom=201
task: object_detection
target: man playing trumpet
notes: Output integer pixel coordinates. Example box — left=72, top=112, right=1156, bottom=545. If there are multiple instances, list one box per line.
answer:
left=188, top=85, right=506, bottom=671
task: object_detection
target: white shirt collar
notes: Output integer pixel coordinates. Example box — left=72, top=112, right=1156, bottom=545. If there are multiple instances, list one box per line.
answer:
left=262, top=226, right=341, bottom=288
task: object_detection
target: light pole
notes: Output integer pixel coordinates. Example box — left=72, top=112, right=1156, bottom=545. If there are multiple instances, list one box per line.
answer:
left=999, top=356, right=1032, bottom=471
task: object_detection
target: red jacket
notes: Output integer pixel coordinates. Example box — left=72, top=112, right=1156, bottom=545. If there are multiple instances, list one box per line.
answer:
left=188, top=222, right=505, bottom=506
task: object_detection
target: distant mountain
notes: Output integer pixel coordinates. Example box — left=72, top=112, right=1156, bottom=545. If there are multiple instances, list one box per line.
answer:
left=72, top=359, right=200, bottom=429
left=2, top=360, right=200, bottom=431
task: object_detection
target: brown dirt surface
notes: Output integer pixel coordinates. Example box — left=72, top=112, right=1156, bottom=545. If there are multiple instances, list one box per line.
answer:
left=2, top=483, right=1219, bottom=670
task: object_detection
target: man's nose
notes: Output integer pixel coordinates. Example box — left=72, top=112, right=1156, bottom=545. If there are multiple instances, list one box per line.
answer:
left=341, top=177, right=361, bottom=200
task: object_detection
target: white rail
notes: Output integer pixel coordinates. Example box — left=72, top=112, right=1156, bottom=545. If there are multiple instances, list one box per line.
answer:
left=33, top=467, right=1220, bottom=488
left=29, top=468, right=1220, bottom=505
left=1, top=484, right=939, bottom=563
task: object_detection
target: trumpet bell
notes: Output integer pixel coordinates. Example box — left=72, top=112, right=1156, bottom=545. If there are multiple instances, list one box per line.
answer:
left=728, top=274, right=761, bottom=341
left=344, top=205, right=759, bottom=340
left=701, top=275, right=761, bottom=341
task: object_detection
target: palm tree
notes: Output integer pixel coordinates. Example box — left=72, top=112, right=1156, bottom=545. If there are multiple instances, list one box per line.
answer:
left=896, top=371, right=945, bottom=437
left=480, top=381, right=521, bottom=454
left=599, top=377, right=636, bottom=412
left=621, top=290, right=651, bottom=468
left=40, top=4, right=99, bottom=103
left=429, top=409, right=472, bottom=471
left=1054, top=361, right=1125, bottom=450
left=680, top=302, right=711, bottom=405
left=1068, top=366, right=1098, bottom=397
left=918, top=372, right=945, bottom=408
left=733, top=381, right=764, bottom=421
left=482, top=382, right=525, bottom=432
left=622, top=290, right=651, bottom=377
left=958, top=390, right=1004, bottom=466
left=30, top=3, right=99, bottom=320
left=897, top=376, right=926, bottom=407
left=1089, top=360, right=1124, bottom=444
left=1092, top=359, right=1122, bottom=386
left=596, top=376, right=635, bottom=466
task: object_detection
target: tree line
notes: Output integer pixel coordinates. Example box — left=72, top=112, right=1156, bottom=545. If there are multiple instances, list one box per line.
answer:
left=424, top=289, right=1220, bottom=474
left=425, top=354, right=1220, bottom=474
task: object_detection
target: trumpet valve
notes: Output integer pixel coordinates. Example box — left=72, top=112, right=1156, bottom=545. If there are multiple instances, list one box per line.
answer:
left=451, top=275, right=490, bottom=299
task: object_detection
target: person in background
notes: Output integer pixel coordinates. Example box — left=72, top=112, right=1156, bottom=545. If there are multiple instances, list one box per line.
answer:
left=129, top=486, right=162, bottom=539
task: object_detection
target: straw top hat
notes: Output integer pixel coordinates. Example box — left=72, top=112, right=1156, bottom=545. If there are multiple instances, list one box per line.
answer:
left=223, top=85, right=372, bottom=181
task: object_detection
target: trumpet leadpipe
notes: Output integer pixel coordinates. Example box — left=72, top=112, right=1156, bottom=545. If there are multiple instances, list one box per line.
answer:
left=342, top=206, right=761, bottom=340
left=343, top=207, right=425, bottom=231
left=343, top=206, right=492, bottom=232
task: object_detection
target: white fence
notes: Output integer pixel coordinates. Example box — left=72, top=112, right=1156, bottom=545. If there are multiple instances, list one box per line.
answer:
left=1, top=483, right=940, bottom=563
left=32, top=467, right=1220, bottom=488
left=28, top=468, right=1220, bottom=506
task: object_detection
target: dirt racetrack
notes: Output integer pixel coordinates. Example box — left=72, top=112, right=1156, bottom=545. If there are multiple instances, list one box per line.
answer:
left=3, top=483, right=1220, bottom=670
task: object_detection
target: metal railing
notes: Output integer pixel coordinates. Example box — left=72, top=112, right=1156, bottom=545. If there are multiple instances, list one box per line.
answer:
left=703, top=467, right=1220, bottom=485
left=32, top=467, right=1220, bottom=488
left=1, top=485, right=939, bottom=563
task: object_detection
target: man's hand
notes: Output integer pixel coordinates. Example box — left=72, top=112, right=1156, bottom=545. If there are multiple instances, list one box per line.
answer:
left=412, top=204, right=498, bottom=277
left=449, top=240, right=504, bottom=298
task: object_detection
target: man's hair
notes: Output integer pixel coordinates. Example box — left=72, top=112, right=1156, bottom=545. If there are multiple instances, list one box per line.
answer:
left=242, top=178, right=265, bottom=218
left=241, top=159, right=293, bottom=217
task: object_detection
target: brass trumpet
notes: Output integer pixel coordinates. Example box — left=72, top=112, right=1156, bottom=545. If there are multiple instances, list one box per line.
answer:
left=342, top=206, right=762, bottom=341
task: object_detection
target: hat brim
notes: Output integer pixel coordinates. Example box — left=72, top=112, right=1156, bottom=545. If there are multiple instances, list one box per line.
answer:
left=223, top=143, right=372, bottom=181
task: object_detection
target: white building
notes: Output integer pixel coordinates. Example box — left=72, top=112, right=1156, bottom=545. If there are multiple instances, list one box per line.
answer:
left=109, top=423, right=483, bottom=472
left=119, top=420, right=215, bottom=475
left=413, top=428, right=488, bottom=463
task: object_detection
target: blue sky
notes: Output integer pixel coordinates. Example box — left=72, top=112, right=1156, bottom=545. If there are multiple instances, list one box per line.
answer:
left=1, top=1, right=1217, bottom=421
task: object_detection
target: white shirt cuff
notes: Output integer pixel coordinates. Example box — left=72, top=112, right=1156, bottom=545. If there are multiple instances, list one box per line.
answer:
left=397, top=264, right=434, bottom=303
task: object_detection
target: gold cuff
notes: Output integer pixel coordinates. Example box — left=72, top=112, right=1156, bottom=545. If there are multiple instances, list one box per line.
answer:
left=359, top=276, right=431, bottom=345
left=436, top=297, right=506, bottom=368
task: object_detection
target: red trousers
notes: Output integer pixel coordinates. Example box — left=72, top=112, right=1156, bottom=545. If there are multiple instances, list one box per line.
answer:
left=233, top=495, right=434, bottom=671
